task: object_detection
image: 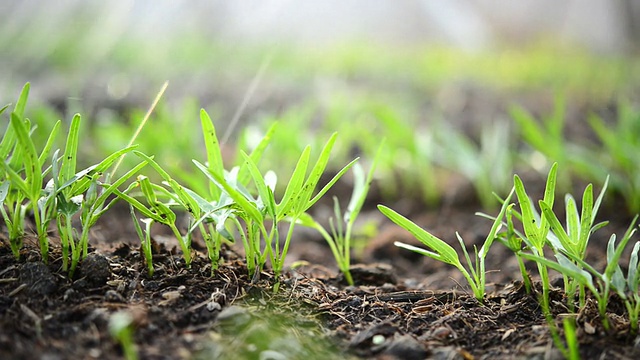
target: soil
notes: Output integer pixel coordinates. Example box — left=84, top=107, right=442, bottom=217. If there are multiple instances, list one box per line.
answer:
left=1, top=189, right=639, bottom=360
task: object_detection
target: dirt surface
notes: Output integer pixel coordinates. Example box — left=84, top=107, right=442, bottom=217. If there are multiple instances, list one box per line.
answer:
left=2, top=192, right=640, bottom=360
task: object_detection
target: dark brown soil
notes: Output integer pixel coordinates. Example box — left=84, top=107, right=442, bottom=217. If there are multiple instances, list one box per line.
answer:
left=2, top=196, right=639, bottom=360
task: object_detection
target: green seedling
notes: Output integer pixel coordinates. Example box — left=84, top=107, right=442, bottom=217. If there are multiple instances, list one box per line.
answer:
left=521, top=216, right=638, bottom=332
left=489, top=202, right=533, bottom=293
left=116, top=174, right=193, bottom=267
left=109, top=311, right=138, bottom=360
left=510, top=163, right=574, bottom=355
left=130, top=205, right=154, bottom=277
left=512, top=162, right=557, bottom=308
left=1, top=83, right=61, bottom=262
left=563, top=316, right=580, bottom=360
left=191, top=109, right=277, bottom=274
left=1, top=84, right=145, bottom=270
left=119, top=143, right=221, bottom=272
left=378, top=187, right=514, bottom=302
left=66, top=161, right=147, bottom=277
left=539, top=177, right=609, bottom=307
left=613, top=240, right=640, bottom=334
left=195, top=131, right=357, bottom=287
left=194, top=160, right=273, bottom=280
left=46, top=113, right=141, bottom=276
left=118, top=109, right=277, bottom=275
left=299, top=143, right=381, bottom=285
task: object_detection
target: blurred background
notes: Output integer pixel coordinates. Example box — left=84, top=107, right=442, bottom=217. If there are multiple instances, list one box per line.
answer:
left=2, top=0, right=639, bottom=107
left=2, top=0, right=640, bottom=211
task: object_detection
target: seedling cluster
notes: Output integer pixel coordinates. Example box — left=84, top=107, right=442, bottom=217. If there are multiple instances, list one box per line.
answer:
left=1, top=83, right=370, bottom=288
left=381, top=162, right=640, bottom=359
left=1, top=84, right=145, bottom=276
left=3, top=82, right=640, bottom=359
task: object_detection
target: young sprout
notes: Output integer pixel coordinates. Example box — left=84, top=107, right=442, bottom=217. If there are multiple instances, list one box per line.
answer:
left=1, top=83, right=61, bottom=262
left=1, top=83, right=147, bottom=272
left=512, top=162, right=557, bottom=314
left=563, top=316, right=580, bottom=360
left=195, top=131, right=357, bottom=289
left=539, top=177, right=609, bottom=308
left=521, top=216, right=638, bottom=332
left=616, top=240, right=640, bottom=334
left=48, top=113, right=142, bottom=276
left=379, top=188, right=514, bottom=302
left=115, top=174, right=193, bottom=268
left=109, top=311, right=138, bottom=360
left=130, top=205, right=154, bottom=277
left=299, top=143, right=382, bottom=285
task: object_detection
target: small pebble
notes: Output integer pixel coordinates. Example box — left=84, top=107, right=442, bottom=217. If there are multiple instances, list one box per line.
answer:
left=104, top=290, right=125, bottom=303
left=383, top=334, right=428, bottom=359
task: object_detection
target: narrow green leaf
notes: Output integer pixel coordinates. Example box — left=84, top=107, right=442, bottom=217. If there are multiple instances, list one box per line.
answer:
left=297, top=132, right=338, bottom=210
left=578, top=184, right=594, bottom=255
left=592, top=176, right=609, bottom=224
left=0, top=181, right=9, bottom=203
left=604, top=216, right=639, bottom=279
left=540, top=200, right=574, bottom=254
left=347, top=141, right=384, bottom=225
left=193, top=160, right=262, bottom=223
left=240, top=151, right=276, bottom=218
left=307, top=157, right=358, bottom=211
left=479, top=187, right=514, bottom=258
left=111, top=187, right=163, bottom=222
left=379, top=205, right=462, bottom=267
left=10, top=113, right=41, bottom=199
left=541, top=162, right=558, bottom=223
left=565, top=194, right=579, bottom=242
left=345, top=163, right=365, bottom=223
left=58, top=164, right=99, bottom=193
left=13, top=83, right=30, bottom=118
left=607, top=235, right=628, bottom=294
left=520, top=252, right=595, bottom=291
left=61, top=114, right=81, bottom=181
left=69, top=145, right=137, bottom=195
left=200, top=109, right=224, bottom=198
left=0, top=109, right=17, bottom=158
left=276, top=146, right=310, bottom=218
left=139, top=176, right=176, bottom=224
left=514, top=174, right=541, bottom=247
left=394, top=241, right=448, bottom=264
left=627, top=242, right=640, bottom=292
left=457, top=232, right=476, bottom=278
left=37, top=120, right=61, bottom=167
